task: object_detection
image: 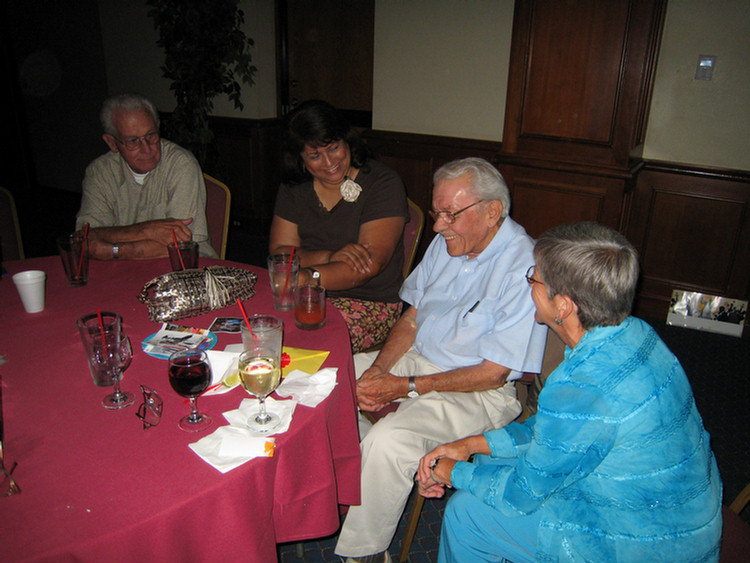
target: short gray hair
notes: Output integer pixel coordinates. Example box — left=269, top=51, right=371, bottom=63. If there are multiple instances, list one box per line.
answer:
left=433, top=157, right=510, bottom=218
left=534, top=222, right=639, bottom=330
left=100, top=93, right=160, bottom=136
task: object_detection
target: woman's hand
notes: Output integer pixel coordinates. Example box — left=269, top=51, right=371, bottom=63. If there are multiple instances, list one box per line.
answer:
left=417, top=441, right=472, bottom=484
left=416, top=436, right=488, bottom=496
left=417, top=457, right=456, bottom=498
left=269, top=214, right=404, bottom=291
left=329, top=243, right=373, bottom=274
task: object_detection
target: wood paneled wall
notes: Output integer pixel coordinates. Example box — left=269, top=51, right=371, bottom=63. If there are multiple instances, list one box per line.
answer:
left=492, top=158, right=639, bottom=239
left=625, top=163, right=750, bottom=330
left=362, top=130, right=502, bottom=262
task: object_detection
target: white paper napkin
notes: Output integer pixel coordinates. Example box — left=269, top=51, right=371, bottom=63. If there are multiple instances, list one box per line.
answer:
left=189, top=397, right=296, bottom=472
left=223, top=397, right=297, bottom=436
left=188, top=426, right=275, bottom=473
left=275, top=367, right=338, bottom=408
left=203, top=350, right=240, bottom=395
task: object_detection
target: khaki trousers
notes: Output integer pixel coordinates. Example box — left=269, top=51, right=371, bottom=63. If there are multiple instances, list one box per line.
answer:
left=335, top=349, right=521, bottom=558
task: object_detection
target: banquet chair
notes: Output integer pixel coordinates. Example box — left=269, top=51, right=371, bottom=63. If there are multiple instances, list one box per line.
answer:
left=359, top=198, right=424, bottom=355
left=203, top=173, right=231, bottom=259
left=0, top=186, right=24, bottom=262
left=721, top=482, right=750, bottom=562
left=388, top=329, right=566, bottom=562
left=515, top=329, right=565, bottom=422
left=403, top=198, right=424, bottom=278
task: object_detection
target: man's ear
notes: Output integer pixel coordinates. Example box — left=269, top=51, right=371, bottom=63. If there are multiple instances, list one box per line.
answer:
left=487, top=199, right=503, bottom=223
left=103, top=134, right=119, bottom=153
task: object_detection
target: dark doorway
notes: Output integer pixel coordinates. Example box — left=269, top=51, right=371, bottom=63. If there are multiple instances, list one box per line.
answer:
left=276, top=0, right=374, bottom=127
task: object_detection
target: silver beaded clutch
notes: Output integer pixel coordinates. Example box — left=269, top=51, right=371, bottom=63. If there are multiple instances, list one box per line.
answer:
left=138, top=266, right=257, bottom=322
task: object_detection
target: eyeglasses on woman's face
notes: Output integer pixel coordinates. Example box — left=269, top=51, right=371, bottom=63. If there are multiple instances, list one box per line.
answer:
left=301, top=141, right=346, bottom=162
left=525, top=265, right=544, bottom=286
left=428, top=200, right=485, bottom=225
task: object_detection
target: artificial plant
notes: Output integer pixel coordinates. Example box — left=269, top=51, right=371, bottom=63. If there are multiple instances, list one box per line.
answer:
left=146, top=0, right=257, bottom=167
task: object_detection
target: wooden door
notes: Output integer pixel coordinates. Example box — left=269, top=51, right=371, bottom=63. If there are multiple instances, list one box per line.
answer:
left=502, top=0, right=666, bottom=169
left=278, top=0, right=374, bottom=126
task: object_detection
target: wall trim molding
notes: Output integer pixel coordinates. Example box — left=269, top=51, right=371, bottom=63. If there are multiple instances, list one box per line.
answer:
left=362, top=129, right=502, bottom=154
left=640, top=160, right=750, bottom=183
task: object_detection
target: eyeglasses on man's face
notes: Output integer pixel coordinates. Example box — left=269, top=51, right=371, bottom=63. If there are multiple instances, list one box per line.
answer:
left=428, top=200, right=485, bottom=225
left=525, top=265, right=544, bottom=286
left=114, top=131, right=160, bottom=152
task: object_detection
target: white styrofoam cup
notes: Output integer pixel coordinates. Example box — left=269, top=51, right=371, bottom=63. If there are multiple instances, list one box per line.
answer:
left=12, top=270, right=47, bottom=313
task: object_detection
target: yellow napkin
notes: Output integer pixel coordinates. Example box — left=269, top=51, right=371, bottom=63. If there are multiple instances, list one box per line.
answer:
left=282, top=346, right=330, bottom=377
left=211, top=345, right=331, bottom=393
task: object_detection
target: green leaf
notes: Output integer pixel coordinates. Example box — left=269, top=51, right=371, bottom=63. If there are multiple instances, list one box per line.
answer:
left=147, top=0, right=256, bottom=168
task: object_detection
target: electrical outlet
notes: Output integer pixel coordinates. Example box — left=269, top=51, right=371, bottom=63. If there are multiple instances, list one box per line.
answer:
left=695, top=55, right=716, bottom=81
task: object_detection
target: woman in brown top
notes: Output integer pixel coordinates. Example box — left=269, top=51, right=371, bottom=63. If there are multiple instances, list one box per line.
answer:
left=270, top=100, right=408, bottom=352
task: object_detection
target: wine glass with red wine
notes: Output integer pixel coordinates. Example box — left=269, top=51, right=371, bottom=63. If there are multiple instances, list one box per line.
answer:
left=167, top=349, right=213, bottom=432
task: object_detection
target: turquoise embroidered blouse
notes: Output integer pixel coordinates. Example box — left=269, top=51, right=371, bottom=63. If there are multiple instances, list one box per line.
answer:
left=451, top=317, right=722, bottom=562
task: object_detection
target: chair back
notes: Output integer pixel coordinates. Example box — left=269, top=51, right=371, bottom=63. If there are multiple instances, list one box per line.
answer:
left=516, top=329, right=566, bottom=422
left=721, top=503, right=750, bottom=562
left=403, top=198, right=424, bottom=278
left=0, top=186, right=24, bottom=262
left=203, top=174, right=231, bottom=259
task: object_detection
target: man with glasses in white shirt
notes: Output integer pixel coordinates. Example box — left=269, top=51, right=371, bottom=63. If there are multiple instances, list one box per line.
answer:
left=75, top=93, right=217, bottom=260
left=335, top=157, right=547, bottom=563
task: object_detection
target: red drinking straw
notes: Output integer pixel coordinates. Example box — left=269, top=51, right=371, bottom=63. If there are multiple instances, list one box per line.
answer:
left=77, top=222, right=89, bottom=277
left=236, top=298, right=258, bottom=340
left=170, top=228, right=186, bottom=270
left=96, top=308, right=106, bottom=340
left=281, top=246, right=296, bottom=302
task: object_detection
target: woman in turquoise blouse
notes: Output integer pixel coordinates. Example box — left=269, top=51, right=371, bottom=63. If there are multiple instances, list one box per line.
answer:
left=417, top=222, right=722, bottom=563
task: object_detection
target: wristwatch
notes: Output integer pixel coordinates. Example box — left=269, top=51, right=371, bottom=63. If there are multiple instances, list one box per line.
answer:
left=307, top=267, right=321, bottom=285
left=407, top=376, right=419, bottom=399
left=112, top=242, right=120, bottom=260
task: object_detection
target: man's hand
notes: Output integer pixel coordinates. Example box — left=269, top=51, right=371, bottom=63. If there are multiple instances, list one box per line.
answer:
left=86, top=218, right=194, bottom=260
left=136, top=218, right=193, bottom=246
left=356, top=365, right=405, bottom=411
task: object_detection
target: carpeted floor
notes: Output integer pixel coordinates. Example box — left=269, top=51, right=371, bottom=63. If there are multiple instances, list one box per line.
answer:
left=279, top=318, right=750, bottom=562
left=647, top=319, right=750, bottom=520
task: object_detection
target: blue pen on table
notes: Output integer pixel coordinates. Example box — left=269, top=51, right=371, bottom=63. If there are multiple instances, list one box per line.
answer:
left=463, top=300, right=480, bottom=318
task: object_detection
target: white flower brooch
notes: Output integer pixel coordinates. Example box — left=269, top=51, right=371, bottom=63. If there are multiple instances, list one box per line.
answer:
left=340, top=177, right=362, bottom=202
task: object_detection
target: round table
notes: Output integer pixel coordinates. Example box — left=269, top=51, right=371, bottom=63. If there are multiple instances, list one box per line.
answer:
left=0, top=255, right=360, bottom=563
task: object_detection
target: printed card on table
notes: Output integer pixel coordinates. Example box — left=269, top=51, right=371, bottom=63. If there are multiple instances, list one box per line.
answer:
left=209, top=317, right=243, bottom=334
left=142, top=323, right=213, bottom=357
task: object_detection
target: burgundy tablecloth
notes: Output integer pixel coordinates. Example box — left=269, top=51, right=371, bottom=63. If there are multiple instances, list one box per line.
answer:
left=0, top=256, right=360, bottom=563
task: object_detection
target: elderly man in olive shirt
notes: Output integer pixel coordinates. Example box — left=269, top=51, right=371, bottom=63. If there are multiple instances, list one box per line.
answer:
left=76, top=93, right=217, bottom=260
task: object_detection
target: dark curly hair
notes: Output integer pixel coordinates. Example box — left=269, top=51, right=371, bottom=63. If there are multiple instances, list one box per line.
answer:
left=281, top=99, right=371, bottom=185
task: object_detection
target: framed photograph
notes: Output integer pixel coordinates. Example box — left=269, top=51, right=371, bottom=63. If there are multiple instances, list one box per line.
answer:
left=667, top=290, right=747, bottom=337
